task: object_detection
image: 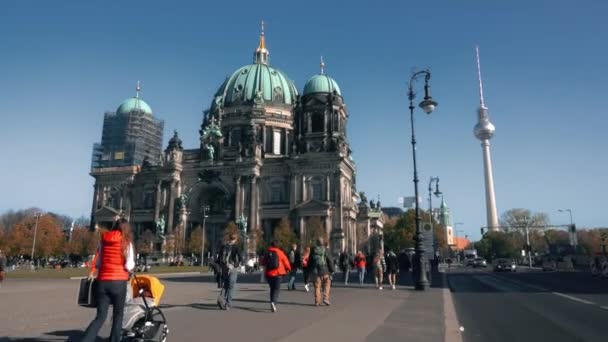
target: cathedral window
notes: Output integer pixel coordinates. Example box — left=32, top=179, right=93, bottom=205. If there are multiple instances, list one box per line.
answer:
left=312, top=113, right=324, bottom=133
left=273, top=130, right=281, bottom=155
left=312, top=182, right=323, bottom=201
left=231, top=127, right=242, bottom=147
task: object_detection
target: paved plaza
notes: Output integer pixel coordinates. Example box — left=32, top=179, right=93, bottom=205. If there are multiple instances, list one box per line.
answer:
left=0, top=271, right=460, bottom=342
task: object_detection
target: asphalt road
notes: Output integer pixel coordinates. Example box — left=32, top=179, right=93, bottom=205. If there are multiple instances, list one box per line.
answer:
left=448, top=266, right=608, bottom=342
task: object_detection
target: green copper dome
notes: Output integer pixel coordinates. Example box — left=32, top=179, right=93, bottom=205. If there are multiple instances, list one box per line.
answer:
left=303, top=74, right=341, bottom=96
left=214, top=63, right=298, bottom=108
left=117, top=97, right=153, bottom=115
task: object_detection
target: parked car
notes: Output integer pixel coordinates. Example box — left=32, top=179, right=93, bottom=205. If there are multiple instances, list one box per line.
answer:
left=493, top=258, right=516, bottom=272
left=473, top=258, right=487, bottom=268
left=542, top=259, right=557, bottom=272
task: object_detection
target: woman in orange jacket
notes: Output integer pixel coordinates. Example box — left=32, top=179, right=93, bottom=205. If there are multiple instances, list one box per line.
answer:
left=82, top=219, right=135, bottom=342
left=263, top=240, right=291, bottom=312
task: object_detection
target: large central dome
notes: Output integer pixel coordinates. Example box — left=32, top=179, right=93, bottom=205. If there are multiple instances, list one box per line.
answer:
left=210, top=25, right=297, bottom=111
left=217, top=63, right=297, bottom=107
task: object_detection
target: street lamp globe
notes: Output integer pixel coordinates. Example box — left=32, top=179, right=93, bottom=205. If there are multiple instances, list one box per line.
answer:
left=419, top=98, right=438, bottom=114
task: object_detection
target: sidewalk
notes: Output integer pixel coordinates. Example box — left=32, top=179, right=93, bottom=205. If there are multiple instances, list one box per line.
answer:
left=0, top=271, right=459, bottom=342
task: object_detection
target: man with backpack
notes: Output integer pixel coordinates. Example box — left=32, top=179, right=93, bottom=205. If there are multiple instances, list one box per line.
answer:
left=217, top=233, right=242, bottom=310
left=308, top=237, right=334, bottom=306
left=287, top=243, right=301, bottom=290
left=263, top=240, right=291, bottom=312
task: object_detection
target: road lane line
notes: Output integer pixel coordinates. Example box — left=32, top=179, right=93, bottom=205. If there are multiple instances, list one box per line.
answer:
left=601, top=306, right=608, bottom=310
left=551, top=292, right=595, bottom=305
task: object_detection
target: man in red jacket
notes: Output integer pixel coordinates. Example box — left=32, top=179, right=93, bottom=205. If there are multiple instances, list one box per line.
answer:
left=264, top=240, right=291, bottom=313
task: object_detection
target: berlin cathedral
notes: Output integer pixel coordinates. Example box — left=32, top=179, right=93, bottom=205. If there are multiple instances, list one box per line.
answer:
left=90, top=26, right=384, bottom=258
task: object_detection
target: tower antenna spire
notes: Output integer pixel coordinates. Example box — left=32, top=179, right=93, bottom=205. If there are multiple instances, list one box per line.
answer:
left=136, top=80, right=141, bottom=98
left=476, top=45, right=485, bottom=108
left=320, top=56, right=325, bottom=74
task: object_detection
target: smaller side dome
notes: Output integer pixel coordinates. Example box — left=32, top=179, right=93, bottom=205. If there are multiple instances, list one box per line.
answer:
left=117, top=97, right=153, bottom=115
left=303, top=74, right=342, bottom=96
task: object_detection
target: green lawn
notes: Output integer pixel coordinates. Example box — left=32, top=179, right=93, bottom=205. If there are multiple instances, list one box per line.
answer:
left=5, top=266, right=208, bottom=279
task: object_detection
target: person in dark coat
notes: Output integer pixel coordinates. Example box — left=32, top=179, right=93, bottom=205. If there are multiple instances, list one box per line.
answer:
left=308, top=238, right=335, bottom=306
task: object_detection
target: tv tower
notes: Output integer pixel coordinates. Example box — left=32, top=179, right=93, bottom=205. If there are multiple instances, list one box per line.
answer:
left=473, top=46, right=500, bottom=231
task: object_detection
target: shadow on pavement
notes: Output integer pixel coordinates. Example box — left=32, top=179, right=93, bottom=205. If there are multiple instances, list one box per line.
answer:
left=0, top=329, right=103, bottom=342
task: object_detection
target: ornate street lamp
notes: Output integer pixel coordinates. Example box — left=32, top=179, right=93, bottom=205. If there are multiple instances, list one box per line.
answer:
left=201, top=205, right=209, bottom=267
left=428, top=177, right=442, bottom=266
left=408, top=69, right=438, bottom=290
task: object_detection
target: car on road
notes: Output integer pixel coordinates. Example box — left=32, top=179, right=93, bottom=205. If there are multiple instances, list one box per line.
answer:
left=473, top=257, right=487, bottom=268
left=542, top=259, right=557, bottom=272
left=493, top=258, right=516, bottom=272
left=465, top=258, right=476, bottom=267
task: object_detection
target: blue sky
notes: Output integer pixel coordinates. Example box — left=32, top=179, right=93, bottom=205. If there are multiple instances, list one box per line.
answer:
left=0, top=0, right=606, bottom=240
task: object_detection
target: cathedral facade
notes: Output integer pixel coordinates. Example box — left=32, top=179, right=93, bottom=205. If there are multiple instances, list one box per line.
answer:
left=90, top=29, right=383, bottom=257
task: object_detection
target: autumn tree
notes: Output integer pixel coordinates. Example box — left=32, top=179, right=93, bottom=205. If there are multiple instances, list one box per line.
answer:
left=383, top=209, right=416, bottom=252
left=66, top=227, right=98, bottom=258
left=273, top=217, right=297, bottom=251
left=9, top=214, right=65, bottom=258
left=304, top=216, right=326, bottom=247
left=187, top=226, right=208, bottom=256
left=136, top=230, right=155, bottom=256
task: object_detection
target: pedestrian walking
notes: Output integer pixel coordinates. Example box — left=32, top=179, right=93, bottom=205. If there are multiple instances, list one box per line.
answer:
left=354, top=251, right=366, bottom=285
left=339, top=249, right=353, bottom=285
left=82, top=218, right=135, bottom=342
left=302, top=246, right=311, bottom=292
left=309, top=238, right=334, bottom=306
left=0, top=249, right=7, bottom=288
left=385, top=248, right=399, bottom=290
left=373, top=250, right=386, bottom=290
left=287, top=243, right=301, bottom=290
left=263, top=240, right=291, bottom=312
left=217, top=233, right=242, bottom=310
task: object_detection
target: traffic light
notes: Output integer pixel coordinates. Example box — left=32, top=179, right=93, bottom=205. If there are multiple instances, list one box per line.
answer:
left=569, top=224, right=576, bottom=233
left=480, top=228, right=485, bottom=236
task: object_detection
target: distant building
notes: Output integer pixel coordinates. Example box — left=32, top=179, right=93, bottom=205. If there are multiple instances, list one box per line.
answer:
left=91, top=85, right=164, bottom=168
left=381, top=207, right=404, bottom=219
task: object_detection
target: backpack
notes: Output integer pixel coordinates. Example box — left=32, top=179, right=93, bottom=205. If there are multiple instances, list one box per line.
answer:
left=267, top=250, right=280, bottom=270
left=313, top=248, right=327, bottom=270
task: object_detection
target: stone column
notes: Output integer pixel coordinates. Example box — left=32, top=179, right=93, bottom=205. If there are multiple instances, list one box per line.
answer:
left=301, top=175, right=307, bottom=202
left=154, top=181, right=162, bottom=221
left=235, top=176, right=242, bottom=219
left=325, top=174, right=331, bottom=201
left=299, top=216, right=306, bottom=249
left=167, top=180, right=177, bottom=234
left=249, top=176, right=258, bottom=256
left=284, top=128, right=289, bottom=156
left=290, top=174, right=297, bottom=209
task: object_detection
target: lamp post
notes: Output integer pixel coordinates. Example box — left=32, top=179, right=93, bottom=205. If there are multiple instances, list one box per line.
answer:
left=428, top=177, right=442, bottom=265
left=201, top=205, right=209, bottom=267
left=408, top=69, right=438, bottom=291
left=558, top=208, right=577, bottom=248
left=31, top=213, right=42, bottom=270
left=455, top=228, right=465, bottom=264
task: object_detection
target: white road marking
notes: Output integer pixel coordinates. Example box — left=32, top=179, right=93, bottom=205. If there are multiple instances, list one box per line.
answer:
left=482, top=273, right=601, bottom=308
left=551, top=292, right=595, bottom=305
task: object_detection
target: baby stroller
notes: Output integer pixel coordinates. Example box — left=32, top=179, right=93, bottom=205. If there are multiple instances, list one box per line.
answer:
left=122, top=274, right=169, bottom=341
